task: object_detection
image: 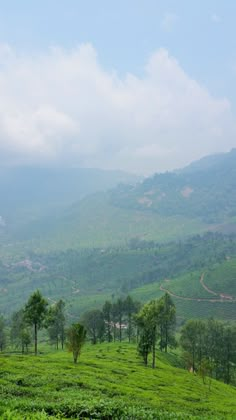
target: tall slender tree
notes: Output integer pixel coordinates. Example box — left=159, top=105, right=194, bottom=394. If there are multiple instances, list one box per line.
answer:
left=158, top=293, right=176, bottom=352
left=0, top=316, right=6, bottom=352
left=47, top=299, right=66, bottom=349
left=67, top=323, right=86, bottom=364
left=24, top=290, right=48, bottom=355
left=102, top=301, right=112, bottom=342
left=11, top=309, right=31, bottom=353
left=136, top=300, right=160, bottom=368
left=81, top=309, right=105, bottom=344
left=124, top=295, right=140, bottom=342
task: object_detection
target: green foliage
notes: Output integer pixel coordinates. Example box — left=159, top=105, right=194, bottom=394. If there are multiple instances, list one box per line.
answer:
left=158, top=293, right=176, bottom=352
left=24, top=290, right=48, bottom=355
left=80, top=309, right=105, bottom=344
left=137, top=295, right=176, bottom=367
left=180, top=319, right=236, bottom=384
left=46, top=299, right=66, bottom=349
left=0, top=343, right=235, bottom=418
left=0, top=315, right=6, bottom=351
left=0, top=233, right=236, bottom=324
left=102, top=300, right=113, bottom=342
left=66, top=322, right=86, bottom=363
left=10, top=309, right=31, bottom=353
left=137, top=300, right=160, bottom=368
left=110, top=149, right=236, bottom=224
left=204, top=258, right=236, bottom=296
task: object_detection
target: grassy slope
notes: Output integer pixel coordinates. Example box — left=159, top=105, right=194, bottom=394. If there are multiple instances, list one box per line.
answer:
left=130, top=263, right=236, bottom=321
left=0, top=343, right=236, bottom=419
left=204, top=258, right=236, bottom=297
left=2, top=193, right=208, bottom=253
left=1, top=236, right=236, bottom=320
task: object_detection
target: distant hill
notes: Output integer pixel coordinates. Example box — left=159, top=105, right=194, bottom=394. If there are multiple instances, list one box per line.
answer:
left=1, top=149, right=236, bottom=250
left=110, top=148, right=236, bottom=224
left=0, top=166, right=139, bottom=238
left=0, top=232, right=236, bottom=322
left=35, top=148, right=236, bottom=250
left=177, top=148, right=236, bottom=174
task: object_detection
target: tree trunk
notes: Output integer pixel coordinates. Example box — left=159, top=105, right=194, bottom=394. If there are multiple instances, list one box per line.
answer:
left=34, top=323, right=37, bottom=355
left=152, top=329, right=156, bottom=369
left=165, top=322, right=168, bottom=352
left=128, top=314, right=131, bottom=343
left=144, top=352, right=148, bottom=366
left=61, top=331, right=64, bottom=349
left=119, top=319, right=122, bottom=342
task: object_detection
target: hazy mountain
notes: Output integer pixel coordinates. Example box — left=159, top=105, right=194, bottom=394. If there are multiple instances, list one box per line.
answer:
left=110, top=148, right=236, bottom=224
left=0, top=166, right=140, bottom=236
left=1, top=149, right=236, bottom=249
left=50, top=148, right=236, bottom=249
left=178, top=148, right=236, bottom=174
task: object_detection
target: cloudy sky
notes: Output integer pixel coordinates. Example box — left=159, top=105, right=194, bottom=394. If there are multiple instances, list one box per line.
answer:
left=0, top=0, right=236, bottom=174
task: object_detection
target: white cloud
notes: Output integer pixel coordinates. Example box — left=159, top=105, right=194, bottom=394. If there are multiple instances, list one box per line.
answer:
left=0, top=216, right=6, bottom=227
left=161, top=13, right=178, bottom=32
left=0, top=43, right=234, bottom=174
left=211, top=13, right=221, bottom=23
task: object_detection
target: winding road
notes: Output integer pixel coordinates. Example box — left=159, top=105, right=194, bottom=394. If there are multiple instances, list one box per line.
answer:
left=160, top=273, right=236, bottom=303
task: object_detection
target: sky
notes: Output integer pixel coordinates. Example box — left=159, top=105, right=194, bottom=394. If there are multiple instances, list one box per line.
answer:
left=0, top=0, right=236, bottom=174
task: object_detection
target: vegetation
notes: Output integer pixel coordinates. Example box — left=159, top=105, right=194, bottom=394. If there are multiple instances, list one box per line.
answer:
left=24, top=291, right=48, bottom=355
left=46, top=299, right=66, bottom=349
left=10, top=309, right=31, bottom=353
left=137, top=294, right=176, bottom=368
left=180, top=319, right=236, bottom=385
left=66, top=323, right=86, bottom=364
left=0, top=342, right=236, bottom=419
left=1, top=232, right=236, bottom=323
left=110, top=148, right=236, bottom=224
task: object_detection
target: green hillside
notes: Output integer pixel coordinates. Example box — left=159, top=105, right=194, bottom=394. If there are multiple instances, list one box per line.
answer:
left=34, top=149, right=236, bottom=250
left=2, top=150, right=236, bottom=251
left=0, top=166, right=139, bottom=241
left=0, top=233, right=236, bottom=321
left=130, top=257, right=236, bottom=321
left=0, top=343, right=236, bottom=419
left=204, top=259, right=236, bottom=297
left=109, top=149, right=236, bottom=225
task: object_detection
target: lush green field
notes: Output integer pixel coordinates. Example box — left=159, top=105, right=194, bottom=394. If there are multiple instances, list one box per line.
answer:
left=130, top=266, right=236, bottom=321
left=1, top=233, right=236, bottom=321
left=204, top=258, right=236, bottom=297
left=27, top=193, right=209, bottom=251
left=0, top=342, right=236, bottom=419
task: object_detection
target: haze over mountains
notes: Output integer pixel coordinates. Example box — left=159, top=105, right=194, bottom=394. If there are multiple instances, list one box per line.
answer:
left=0, top=148, right=236, bottom=249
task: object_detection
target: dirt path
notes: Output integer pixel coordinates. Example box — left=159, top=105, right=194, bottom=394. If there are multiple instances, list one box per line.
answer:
left=160, top=275, right=236, bottom=303
left=200, top=273, right=218, bottom=296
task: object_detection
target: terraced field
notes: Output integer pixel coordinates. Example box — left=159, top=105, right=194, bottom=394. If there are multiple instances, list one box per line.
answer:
left=131, top=260, right=236, bottom=321
left=204, top=258, right=236, bottom=298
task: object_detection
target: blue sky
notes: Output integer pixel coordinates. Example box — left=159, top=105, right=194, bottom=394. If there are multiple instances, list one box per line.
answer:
left=0, top=1, right=235, bottom=173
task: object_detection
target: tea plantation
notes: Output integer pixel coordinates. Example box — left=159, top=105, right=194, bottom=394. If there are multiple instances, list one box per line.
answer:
left=0, top=343, right=236, bottom=419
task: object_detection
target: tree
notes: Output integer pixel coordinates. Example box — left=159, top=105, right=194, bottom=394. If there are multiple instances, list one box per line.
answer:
left=221, top=325, right=236, bottom=384
left=10, top=309, right=31, bottom=353
left=47, top=299, right=66, bottom=349
left=81, top=309, right=105, bottom=344
left=67, top=323, right=86, bottom=363
left=158, top=293, right=176, bottom=352
left=0, top=316, right=6, bottom=352
left=102, top=301, right=112, bottom=342
left=137, top=324, right=153, bottom=366
left=180, top=320, right=202, bottom=372
left=24, top=290, right=48, bottom=355
left=136, top=300, right=160, bottom=368
left=112, top=298, right=124, bottom=342
left=124, top=295, right=140, bottom=342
